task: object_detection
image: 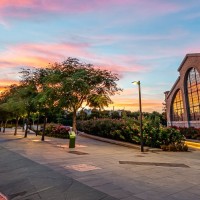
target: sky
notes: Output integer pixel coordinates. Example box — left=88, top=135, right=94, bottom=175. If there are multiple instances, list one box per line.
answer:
left=1, top=0, right=200, bottom=112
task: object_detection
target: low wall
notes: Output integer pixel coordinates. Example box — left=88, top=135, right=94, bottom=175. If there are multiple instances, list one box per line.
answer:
left=168, top=121, right=200, bottom=128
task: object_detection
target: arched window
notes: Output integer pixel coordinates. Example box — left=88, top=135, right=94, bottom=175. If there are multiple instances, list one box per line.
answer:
left=171, top=89, right=184, bottom=121
left=187, top=68, right=200, bottom=121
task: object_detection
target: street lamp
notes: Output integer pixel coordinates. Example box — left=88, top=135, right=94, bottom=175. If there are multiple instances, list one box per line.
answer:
left=132, top=81, right=144, bottom=152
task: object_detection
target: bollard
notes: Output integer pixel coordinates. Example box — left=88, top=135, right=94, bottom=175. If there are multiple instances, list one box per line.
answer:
left=69, top=131, right=76, bottom=148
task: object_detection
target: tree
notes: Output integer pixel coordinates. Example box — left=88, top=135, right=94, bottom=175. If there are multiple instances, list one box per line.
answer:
left=0, top=107, right=12, bottom=132
left=90, top=109, right=100, bottom=119
left=19, top=58, right=122, bottom=134
left=48, top=58, right=122, bottom=132
left=87, top=94, right=111, bottom=110
left=20, top=68, right=49, bottom=139
left=3, top=97, right=25, bottom=135
left=34, top=87, right=58, bottom=141
left=77, top=109, right=88, bottom=120
left=111, top=111, right=120, bottom=119
left=0, top=85, right=26, bottom=135
left=18, top=83, right=38, bottom=137
left=0, top=87, right=14, bottom=132
left=100, top=110, right=110, bottom=118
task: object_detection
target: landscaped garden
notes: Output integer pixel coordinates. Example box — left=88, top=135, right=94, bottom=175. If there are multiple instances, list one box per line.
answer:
left=0, top=57, right=198, bottom=151
left=77, top=113, right=189, bottom=151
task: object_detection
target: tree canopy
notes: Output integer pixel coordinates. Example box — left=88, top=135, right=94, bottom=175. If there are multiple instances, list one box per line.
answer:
left=0, top=57, right=122, bottom=138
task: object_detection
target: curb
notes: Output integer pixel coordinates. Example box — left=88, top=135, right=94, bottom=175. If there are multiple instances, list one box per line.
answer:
left=78, top=132, right=151, bottom=151
left=185, top=140, right=200, bottom=150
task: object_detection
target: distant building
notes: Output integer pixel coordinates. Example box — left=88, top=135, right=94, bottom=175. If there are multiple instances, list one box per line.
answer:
left=165, top=54, right=200, bottom=128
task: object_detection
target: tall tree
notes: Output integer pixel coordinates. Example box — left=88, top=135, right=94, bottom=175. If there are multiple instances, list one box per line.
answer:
left=34, top=87, right=58, bottom=141
left=0, top=85, right=24, bottom=134
left=19, top=69, right=41, bottom=137
left=20, top=67, right=60, bottom=140
left=19, top=58, right=122, bottom=134
left=48, top=58, right=122, bottom=132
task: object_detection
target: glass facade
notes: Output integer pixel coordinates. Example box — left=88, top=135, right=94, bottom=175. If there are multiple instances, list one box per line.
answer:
left=171, top=89, right=184, bottom=121
left=187, top=68, right=200, bottom=121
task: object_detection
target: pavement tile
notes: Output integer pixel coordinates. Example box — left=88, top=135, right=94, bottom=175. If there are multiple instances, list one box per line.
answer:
left=167, top=190, right=200, bottom=200
left=120, top=195, right=143, bottom=200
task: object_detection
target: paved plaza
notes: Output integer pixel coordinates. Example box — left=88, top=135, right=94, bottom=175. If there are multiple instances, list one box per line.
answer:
left=0, top=128, right=200, bottom=200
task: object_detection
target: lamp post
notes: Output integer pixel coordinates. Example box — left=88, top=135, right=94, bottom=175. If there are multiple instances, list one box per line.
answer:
left=132, top=81, right=144, bottom=152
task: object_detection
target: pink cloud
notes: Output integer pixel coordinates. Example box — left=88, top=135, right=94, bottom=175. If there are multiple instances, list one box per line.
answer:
left=95, top=64, right=146, bottom=73
left=0, top=0, right=185, bottom=20
left=0, top=42, right=92, bottom=68
left=0, top=42, right=148, bottom=74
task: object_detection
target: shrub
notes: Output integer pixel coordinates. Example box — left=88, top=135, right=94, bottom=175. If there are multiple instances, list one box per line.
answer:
left=39, top=123, right=70, bottom=139
left=77, top=118, right=140, bottom=143
left=172, top=126, right=200, bottom=140
left=77, top=119, right=187, bottom=150
left=52, top=125, right=70, bottom=139
left=161, top=142, right=188, bottom=152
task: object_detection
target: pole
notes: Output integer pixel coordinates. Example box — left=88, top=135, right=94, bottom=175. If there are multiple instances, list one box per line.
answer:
left=138, top=81, right=144, bottom=152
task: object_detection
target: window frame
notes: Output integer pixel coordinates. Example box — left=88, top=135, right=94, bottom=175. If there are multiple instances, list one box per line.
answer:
left=186, top=68, right=200, bottom=121
left=171, top=89, right=184, bottom=121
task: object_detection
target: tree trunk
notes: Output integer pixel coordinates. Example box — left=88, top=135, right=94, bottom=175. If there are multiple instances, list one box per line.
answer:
left=0, top=121, right=2, bottom=132
left=22, top=118, right=25, bottom=132
left=41, top=116, right=47, bottom=141
left=36, top=112, right=40, bottom=136
left=3, top=120, right=7, bottom=133
left=72, top=110, right=77, bottom=133
left=14, top=116, right=19, bottom=136
left=24, top=112, right=30, bottom=138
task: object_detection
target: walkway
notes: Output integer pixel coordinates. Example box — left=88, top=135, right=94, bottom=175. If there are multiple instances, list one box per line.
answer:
left=0, top=128, right=200, bottom=200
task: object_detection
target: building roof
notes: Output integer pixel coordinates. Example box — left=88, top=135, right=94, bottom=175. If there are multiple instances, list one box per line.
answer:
left=178, top=53, right=200, bottom=72
left=165, top=76, right=180, bottom=99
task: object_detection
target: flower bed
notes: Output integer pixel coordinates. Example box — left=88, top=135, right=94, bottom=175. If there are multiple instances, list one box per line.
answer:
left=39, top=123, right=70, bottom=139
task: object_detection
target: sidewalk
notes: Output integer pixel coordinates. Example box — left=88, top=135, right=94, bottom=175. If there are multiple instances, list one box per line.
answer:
left=0, top=129, right=200, bottom=200
left=0, top=146, right=116, bottom=200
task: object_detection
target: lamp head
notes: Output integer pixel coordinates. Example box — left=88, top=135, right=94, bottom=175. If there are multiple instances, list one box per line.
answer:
left=132, top=81, right=140, bottom=85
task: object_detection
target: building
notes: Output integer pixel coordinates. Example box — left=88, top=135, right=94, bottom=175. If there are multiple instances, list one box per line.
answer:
left=165, top=53, right=200, bottom=128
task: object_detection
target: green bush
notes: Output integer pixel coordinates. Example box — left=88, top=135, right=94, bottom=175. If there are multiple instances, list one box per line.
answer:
left=39, top=123, right=70, bottom=139
left=143, top=121, right=185, bottom=148
left=77, top=119, right=140, bottom=143
left=77, top=118, right=187, bottom=150
left=176, top=127, right=200, bottom=140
